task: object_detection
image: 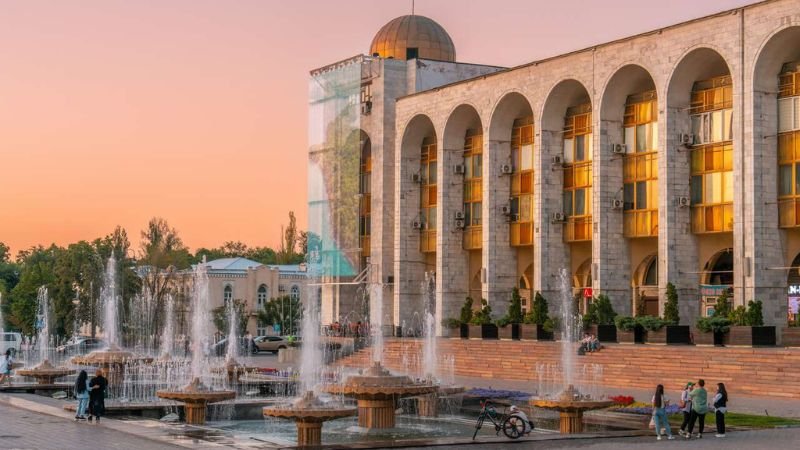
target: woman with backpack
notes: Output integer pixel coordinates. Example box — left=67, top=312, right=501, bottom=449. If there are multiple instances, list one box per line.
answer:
left=712, top=383, right=728, bottom=438
left=652, top=384, right=675, bottom=440
left=74, top=370, right=90, bottom=420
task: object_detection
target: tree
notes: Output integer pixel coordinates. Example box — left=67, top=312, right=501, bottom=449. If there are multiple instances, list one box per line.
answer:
left=713, top=289, right=732, bottom=319
left=663, top=282, right=680, bottom=325
left=212, top=299, right=248, bottom=335
left=0, top=242, right=9, bottom=262
left=257, top=295, right=303, bottom=335
left=459, top=297, right=473, bottom=324
left=277, top=211, right=304, bottom=264
left=8, top=245, right=61, bottom=334
left=525, top=292, right=550, bottom=325
left=470, top=298, right=493, bottom=325
left=51, top=241, right=104, bottom=337
left=584, top=294, right=617, bottom=325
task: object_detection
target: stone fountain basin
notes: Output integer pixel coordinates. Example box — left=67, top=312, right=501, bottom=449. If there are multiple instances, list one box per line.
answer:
left=17, top=360, right=75, bottom=378
left=156, top=390, right=236, bottom=404
left=263, top=405, right=357, bottom=422
left=321, top=383, right=439, bottom=399
left=530, top=399, right=614, bottom=412
left=71, top=350, right=153, bottom=365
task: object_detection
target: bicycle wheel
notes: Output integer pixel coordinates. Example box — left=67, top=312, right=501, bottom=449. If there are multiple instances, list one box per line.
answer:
left=502, top=416, right=525, bottom=439
left=472, top=414, right=484, bottom=440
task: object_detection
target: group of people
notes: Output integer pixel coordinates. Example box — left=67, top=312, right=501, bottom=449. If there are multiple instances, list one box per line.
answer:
left=325, top=321, right=368, bottom=338
left=651, top=379, right=728, bottom=440
left=0, top=349, right=13, bottom=386
left=73, top=369, right=107, bottom=422
left=578, top=334, right=601, bottom=354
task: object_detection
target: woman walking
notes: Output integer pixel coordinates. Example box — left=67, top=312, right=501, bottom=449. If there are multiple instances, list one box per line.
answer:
left=713, top=383, right=728, bottom=438
left=88, top=369, right=108, bottom=423
left=0, top=349, right=13, bottom=386
left=652, top=384, right=675, bottom=440
left=678, top=381, right=694, bottom=437
left=74, top=370, right=90, bottom=420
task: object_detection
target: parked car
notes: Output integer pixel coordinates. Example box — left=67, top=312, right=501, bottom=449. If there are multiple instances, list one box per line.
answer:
left=211, top=337, right=257, bottom=357
left=56, top=337, right=106, bottom=355
left=0, top=332, right=22, bottom=357
left=253, top=335, right=291, bottom=354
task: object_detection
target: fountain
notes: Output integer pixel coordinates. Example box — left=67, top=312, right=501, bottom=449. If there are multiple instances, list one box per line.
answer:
left=17, top=287, right=75, bottom=385
left=71, top=255, right=151, bottom=387
left=159, top=294, right=175, bottom=359
left=528, top=269, right=611, bottom=433
left=157, top=261, right=235, bottom=424
left=263, top=390, right=356, bottom=446
left=212, top=298, right=255, bottom=384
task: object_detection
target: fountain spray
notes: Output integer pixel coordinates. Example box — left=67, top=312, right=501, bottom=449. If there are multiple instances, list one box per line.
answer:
left=422, top=272, right=437, bottom=381
left=558, top=268, right=575, bottom=391
left=160, top=294, right=174, bottom=357
left=101, top=254, right=119, bottom=349
left=36, top=286, right=50, bottom=363
left=225, top=297, right=239, bottom=363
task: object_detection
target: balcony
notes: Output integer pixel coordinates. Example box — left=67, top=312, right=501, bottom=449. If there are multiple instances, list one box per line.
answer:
left=463, top=226, right=482, bottom=250
left=779, top=198, right=800, bottom=228
left=564, top=217, right=592, bottom=242
left=420, top=230, right=437, bottom=253
left=510, top=222, right=533, bottom=246
left=691, top=204, right=733, bottom=233
left=624, top=210, right=658, bottom=238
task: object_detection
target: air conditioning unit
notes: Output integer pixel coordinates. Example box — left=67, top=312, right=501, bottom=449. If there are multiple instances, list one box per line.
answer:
left=455, top=218, right=466, bottom=229
left=678, top=196, right=690, bottom=207
left=500, top=164, right=513, bottom=174
left=611, top=143, right=627, bottom=155
left=454, top=211, right=465, bottom=220
left=500, top=205, right=512, bottom=215
left=411, top=220, right=424, bottom=230
left=361, top=100, right=372, bottom=115
left=611, top=199, right=624, bottom=210
left=551, top=155, right=563, bottom=165
left=551, top=212, right=566, bottom=223
left=679, top=133, right=694, bottom=146
left=453, top=164, right=466, bottom=175
left=411, top=173, right=422, bottom=183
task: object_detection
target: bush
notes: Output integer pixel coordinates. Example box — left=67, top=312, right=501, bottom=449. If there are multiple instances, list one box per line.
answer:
left=696, top=316, right=731, bottom=334
left=663, top=282, right=680, bottom=325
left=615, top=315, right=637, bottom=332
left=524, top=292, right=550, bottom=325
left=729, top=305, right=747, bottom=326
left=713, top=289, right=732, bottom=319
left=497, top=288, right=523, bottom=326
left=584, top=294, right=617, bottom=325
left=459, top=297, right=474, bottom=325
left=543, top=317, right=558, bottom=333
left=746, top=300, right=764, bottom=326
left=470, top=298, right=493, bottom=325
left=441, top=318, right=461, bottom=329
left=636, top=315, right=667, bottom=331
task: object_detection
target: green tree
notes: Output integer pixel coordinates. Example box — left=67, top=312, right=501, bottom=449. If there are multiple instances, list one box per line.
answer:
left=745, top=300, right=764, bottom=326
left=211, top=298, right=249, bottom=335
left=257, top=295, right=303, bottom=335
left=470, top=298, right=493, bottom=325
left=584, top=294, right=617, bottom=325
left=0, top=242, right=9, bottom=262
left=506, top=288, right=523, bottom=324
left=51, top=241, right=104, bottom=337
left=663, top=282, right=680, bottom=325
left=8, top=245, right=61, bottom=334
left=713, top=289, right=732, bottom=318
left=525, top=292, right=550, bottom=325
left=459, top=297, right=473, bottom=324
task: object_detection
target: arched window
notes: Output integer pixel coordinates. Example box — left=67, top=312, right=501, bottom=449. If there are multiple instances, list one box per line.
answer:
left=257, top=285, right=268, bottom=307
left=290, top=285, right=300, bottom=300
left=643, top=258, right=658, bottom=286
left=223, top=285, right=233, bottom=306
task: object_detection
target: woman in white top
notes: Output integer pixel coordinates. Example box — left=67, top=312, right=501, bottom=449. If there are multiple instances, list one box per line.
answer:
left=0, top=349, right=13, bottom=386
left=652, top=384, right=675, bottom=440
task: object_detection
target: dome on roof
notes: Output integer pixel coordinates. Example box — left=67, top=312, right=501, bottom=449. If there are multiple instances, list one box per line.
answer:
left=369, top=15, right=456, bottom=62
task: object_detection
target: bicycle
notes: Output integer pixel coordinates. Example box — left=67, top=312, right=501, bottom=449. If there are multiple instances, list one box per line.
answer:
left=472, top=400, right=534, bottom=440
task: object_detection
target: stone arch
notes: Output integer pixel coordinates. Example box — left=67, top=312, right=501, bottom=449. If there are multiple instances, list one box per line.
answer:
left=667, top=46, right=733, bottom=106
left=541, top=79, right=592, bottom=133
left=600, top=64, right=657, bottom=123
left=702, top=248, right=734, bottom=286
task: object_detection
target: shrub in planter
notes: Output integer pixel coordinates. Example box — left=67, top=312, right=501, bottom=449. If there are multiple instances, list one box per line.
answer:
left=497, top=288, right=523, bottom=340
left=468, top=299, right=498, bottom=339
left=783, top=319, right=800, bottom=347
left=728, top=300, right=775, bottom=346
left=456, top=297, right=474, bottom=338
left=441, top=318, right=461, bottom=338
left=637, top=316, right=667, bottom=344
left=583, top=294, right=618, bottom=342
left=659, top=283, right=691, bottom=344
left=521, top=292, right=553, bottom=340
left=614, top=316, right=642, bottom=344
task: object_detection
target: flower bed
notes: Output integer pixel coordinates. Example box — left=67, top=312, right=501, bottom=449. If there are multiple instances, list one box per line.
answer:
left=464, top=388, right=532, bottom=402
left=609, top=395, right=635, bottom=406
left=610, top=402, right=681, bottom=415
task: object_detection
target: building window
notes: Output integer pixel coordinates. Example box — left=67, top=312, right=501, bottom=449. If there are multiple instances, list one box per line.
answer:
left=257, top=285, right=268, bottom=307
left=778, top=62, right=800, bottom=228
left=463, top=130, right=483, bottom=250
left=420, top=137, right=437, bottom=253
left=623, top=91, right=659, bottom=238
left=290, top=285, right=300, bottom=301
left=563, top=103, right=593, bottom=242
left=510, top=117, right=534, bottom=246
left=359, top=136, right=372, bottom=258
left=223, top=285, right=233, bottom=306
left=690, top=75, right=733, bottom=233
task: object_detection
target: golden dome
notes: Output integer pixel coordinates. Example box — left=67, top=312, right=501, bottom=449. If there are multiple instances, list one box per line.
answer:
left=369, top=15, right=456, bottom=62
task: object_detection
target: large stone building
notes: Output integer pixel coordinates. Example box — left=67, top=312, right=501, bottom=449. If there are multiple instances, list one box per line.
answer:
left=310, top=0, right=800, bottom=336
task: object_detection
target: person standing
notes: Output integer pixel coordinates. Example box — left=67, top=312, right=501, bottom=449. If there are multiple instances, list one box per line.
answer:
left=74, top=370, right=90, bottom=420
left=0, top=349, right=13, bottom=386
left=88, top=369, right=108, bottom=423
left=678, top=381, right=694, bottom=437
left=712, top=383, right=728, bottom=438
left=652, top=384, right=675, bottom=440
left=686, top=379, right=708, bottom=438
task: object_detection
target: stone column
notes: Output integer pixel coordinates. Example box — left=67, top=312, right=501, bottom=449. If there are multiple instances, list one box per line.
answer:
left=483, top=137, right=516, bottom=313
left=183, top=401, right=208, bottom=425
left=296, top=420, right=323, bottom=446
left=357, top=398, right=396, bottom=429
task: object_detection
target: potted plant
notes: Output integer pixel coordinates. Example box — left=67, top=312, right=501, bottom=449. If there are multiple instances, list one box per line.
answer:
left=521, top=292, right=553, bottom=340
left=458, top=297, right=473, bottom=339
left=468, top=298, right=498, bottom=339
left=582, top=294, right=617, bottom=342
left=637, top=315, right=668, bottom=344
left=728, top=300, right=776, bottom=346
left=441, top=318, right=461, bottom=338
left=783, top=317, right=800, bottom=347
left=615, top=316, right=642, bottom=344
left=497, top=288, right=523, bottom=340
left=695, top=316, right=731, bottom=346
left=661, top=282, right=691, bottom=344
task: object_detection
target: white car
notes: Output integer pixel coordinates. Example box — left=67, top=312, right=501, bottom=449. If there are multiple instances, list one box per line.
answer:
left=0, top=332, right=22, bottom=357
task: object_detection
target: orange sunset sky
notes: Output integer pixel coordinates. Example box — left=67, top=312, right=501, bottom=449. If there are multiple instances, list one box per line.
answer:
left=0, top=0, right=753, bottom=257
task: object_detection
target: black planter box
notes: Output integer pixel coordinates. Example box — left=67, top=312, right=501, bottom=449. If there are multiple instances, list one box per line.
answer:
left=597, top=324, right=617, bottom=342
left=460, top=324, right=469, bottom=339
left=666, top=325, right=691, bottom=344
left=468, top=324, right=499, bottom=339
left=520, top=324, right=553, bottom=341
left=498, top=324, right=520, bottom=340
left=728, top=326, right=776, bottom=346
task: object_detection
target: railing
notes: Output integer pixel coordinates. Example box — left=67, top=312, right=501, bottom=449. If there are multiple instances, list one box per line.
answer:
left=463, top=226, right=482, bottom=250
left=564, top=217, right=592, bottom=242
left=420, top=230, right=437, bottom=253
left=624, top=210, right=658, bottom=238
left=510, top=222, right=533, bottom=246
left=779, top=198, right=800, bottom=228
left=691, top=204, right=733, bottom=233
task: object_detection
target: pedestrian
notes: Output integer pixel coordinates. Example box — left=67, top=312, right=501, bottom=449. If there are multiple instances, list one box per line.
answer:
left=652, top=384, right=675, bottom=440
left=88, top=368, right=108, bottom=423
left=712, top=382, right=728, bottom=438
left=0, top=349, right=13, bottom=386
left=74, top=370, right=90, bottom=420
left=678, top=381, right=694, bottom=437
left=686, top=378, right=708, bottom=439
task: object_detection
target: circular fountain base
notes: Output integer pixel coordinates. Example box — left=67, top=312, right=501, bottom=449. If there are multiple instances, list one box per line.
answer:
left=357, top=398, right=396, bottom=429
left=17, top=360, right=75, bottom=385
left=263, top=391, right=357, bottom=446
left=296, top=420, right=323, bottom=446
left=530, top=385, right=613, bottom=434
left=156, top=378, right=235, bottom=425
left=415, top=393, right=437, bottom=418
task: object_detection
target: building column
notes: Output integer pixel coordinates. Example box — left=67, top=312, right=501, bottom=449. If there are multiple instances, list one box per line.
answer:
left=483, top=137, right=516, bottom=314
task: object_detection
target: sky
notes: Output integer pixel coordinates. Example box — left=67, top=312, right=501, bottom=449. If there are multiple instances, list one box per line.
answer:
left=0, top=0, right=755, bottom=256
